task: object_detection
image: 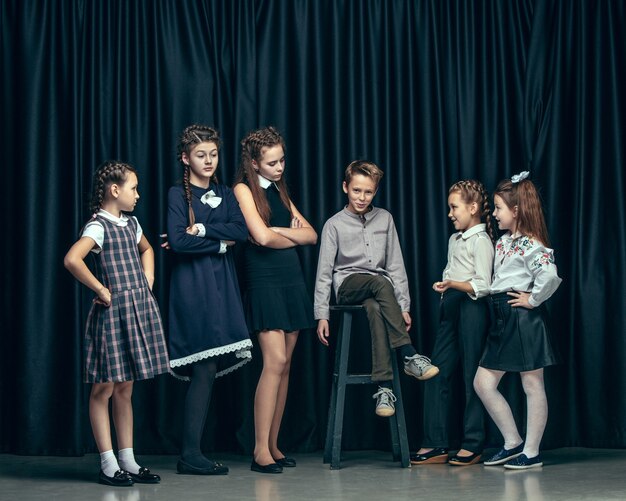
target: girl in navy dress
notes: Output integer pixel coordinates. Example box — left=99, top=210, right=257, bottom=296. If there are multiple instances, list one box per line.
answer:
left=64, top=161, right=169, bottom=486
left=412, top=180, right=495, bottom=466
left=474, top=172, right=562, bottom=470
left=167, top=125, right=252, bottom=475
left=233, top=126, right=317, bottom=474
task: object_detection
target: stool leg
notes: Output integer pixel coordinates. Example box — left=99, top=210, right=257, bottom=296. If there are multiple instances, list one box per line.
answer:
left=323, top=314, right=346, bottom=463
left=329, top=312, right=352, bottom=469
left=390, top=352, right=411, bottom=468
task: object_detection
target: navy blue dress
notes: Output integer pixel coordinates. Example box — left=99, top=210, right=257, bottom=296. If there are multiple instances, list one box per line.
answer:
left=241, top=183, right=315, bottom=333
left=167, top=182, right=252, bottom=379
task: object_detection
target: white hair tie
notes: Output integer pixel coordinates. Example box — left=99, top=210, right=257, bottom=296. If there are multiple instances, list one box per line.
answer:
left=511, top=171, right=530, bottom=183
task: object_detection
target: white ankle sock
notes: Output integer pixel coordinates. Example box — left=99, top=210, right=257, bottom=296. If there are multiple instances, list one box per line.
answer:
left=100, top=450, right=120, bottom=477
left=118, top=447, right=141, bottom=474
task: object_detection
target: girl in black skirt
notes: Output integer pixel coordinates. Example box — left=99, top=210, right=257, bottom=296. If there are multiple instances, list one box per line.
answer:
left=474, top=171, right=562, bottom=470
left=234, top=127, right=317, bottom=474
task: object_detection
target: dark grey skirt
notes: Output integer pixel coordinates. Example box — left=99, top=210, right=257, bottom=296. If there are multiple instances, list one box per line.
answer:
left=479, top=292, right=560, bottom=372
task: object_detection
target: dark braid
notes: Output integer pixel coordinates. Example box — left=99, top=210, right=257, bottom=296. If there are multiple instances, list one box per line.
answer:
left=89, top=161, right=136, bottom=215
left=449, top=179, right=496, bottom=242
left=234, top=126, right=291, bottom=225
left=176, top=124, right=221, bottom=227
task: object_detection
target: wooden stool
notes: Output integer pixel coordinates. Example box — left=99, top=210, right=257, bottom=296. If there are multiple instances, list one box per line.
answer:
left=323, top=304, right=411, bottom=469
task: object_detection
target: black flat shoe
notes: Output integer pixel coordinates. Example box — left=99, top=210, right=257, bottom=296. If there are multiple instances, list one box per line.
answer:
left=98, top=469, right=134, bottom=487
left=410, top=448, right=449, bottom=465
left=177, top=459, right=229, bottom=475
left=274, top=456, right=296, bottom=467
left=128, top=466, right=161, bottom=483
left=448, top=452, right=482, bottom=466
left=251, top=459, right=283, bottom=474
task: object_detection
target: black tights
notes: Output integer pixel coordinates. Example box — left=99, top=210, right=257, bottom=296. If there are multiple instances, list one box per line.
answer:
left=181, top=359, right=218, bottom=466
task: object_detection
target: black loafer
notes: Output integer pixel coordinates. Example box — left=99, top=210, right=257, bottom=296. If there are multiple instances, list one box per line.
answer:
left=448, top=452, right=482, bottom=466
left=251, top=459, right=283, bottom=474
left=98, top=469, right=134, bottom=487
left=410, top=448, right=449, bottom=465
left=483, top=443, right=524, bottom=466
left=128, top=466, right=161, bottom=483
left=177, top=459, right=229, bottom=475
left=274, top=456, right=296, bottom=467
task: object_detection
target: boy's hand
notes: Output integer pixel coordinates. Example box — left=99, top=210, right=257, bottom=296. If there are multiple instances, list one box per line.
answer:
left=160, top=233, right=171, bottom=250
left=402, top=311, right=412, bottom=331
left=317, top=319, right=330, bottom=346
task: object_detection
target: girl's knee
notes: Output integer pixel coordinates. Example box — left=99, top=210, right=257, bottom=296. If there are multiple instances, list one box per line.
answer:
left=91, top=382, right=114, bottom=401
left=112, top=381, right=134, bottom=400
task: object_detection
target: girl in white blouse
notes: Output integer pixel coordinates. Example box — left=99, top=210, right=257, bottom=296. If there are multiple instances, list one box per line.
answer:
left=474, top=172, right=562, bottom=470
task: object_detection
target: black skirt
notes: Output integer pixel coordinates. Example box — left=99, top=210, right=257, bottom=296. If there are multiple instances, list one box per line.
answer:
left=479, top=292, right=560, bottom=372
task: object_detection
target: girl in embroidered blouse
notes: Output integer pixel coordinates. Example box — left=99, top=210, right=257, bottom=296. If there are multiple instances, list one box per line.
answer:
left=64, top=161, right=169, bottom=486
left=166, top=125, right=252, bottom=475
left=473, top=172, right=562, bottom=470
left=411, top=180, right=495, bottom=467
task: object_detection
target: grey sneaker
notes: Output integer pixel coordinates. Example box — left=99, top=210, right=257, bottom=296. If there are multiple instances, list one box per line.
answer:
left=372, top=386, right=396, bottom=417
left=404, top=354, right=439, bottom=380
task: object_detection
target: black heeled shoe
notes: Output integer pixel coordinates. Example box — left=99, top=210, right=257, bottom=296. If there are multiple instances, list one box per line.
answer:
left=448, top=451, right=482, bottom=466
left=409, top=448, right=449, bottom=465
left=251, top=459, right=283, bottom=474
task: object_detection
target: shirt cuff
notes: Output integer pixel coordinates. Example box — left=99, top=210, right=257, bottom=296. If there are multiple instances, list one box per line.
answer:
left=219, top=240, right=228, bottom=254
left=196, top=223, right=206, bottom=237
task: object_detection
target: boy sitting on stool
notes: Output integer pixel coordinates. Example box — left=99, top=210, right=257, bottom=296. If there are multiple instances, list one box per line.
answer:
left=314, top=160, right=438, bottom=417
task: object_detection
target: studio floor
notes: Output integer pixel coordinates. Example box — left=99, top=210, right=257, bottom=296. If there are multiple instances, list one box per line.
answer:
left=1, top=448, right=625, bottom=501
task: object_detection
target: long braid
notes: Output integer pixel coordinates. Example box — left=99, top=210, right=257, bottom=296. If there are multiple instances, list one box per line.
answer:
left=176, top=124, right=221, bottom=227
left=449, top=179, right=495, bottom=242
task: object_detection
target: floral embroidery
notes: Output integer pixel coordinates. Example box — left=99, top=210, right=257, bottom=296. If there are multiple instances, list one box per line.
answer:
left=496, top=235, right=535, bottom=260
left=531, top=251, right=555, bottom=270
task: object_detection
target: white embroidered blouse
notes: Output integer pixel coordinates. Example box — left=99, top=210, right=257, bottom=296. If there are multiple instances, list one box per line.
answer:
left=490, top=233, right=562, bottom=307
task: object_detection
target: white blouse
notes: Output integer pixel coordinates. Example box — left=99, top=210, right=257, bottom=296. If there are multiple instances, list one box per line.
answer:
left=442, top=223, right=494, bottom=299
left=82, top=209, right=142, bottom=253
left=490, top=233, right=562, bottom=307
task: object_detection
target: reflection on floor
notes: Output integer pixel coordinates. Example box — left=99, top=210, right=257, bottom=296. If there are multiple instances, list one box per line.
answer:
left=1, top=448, right=625, bottom=501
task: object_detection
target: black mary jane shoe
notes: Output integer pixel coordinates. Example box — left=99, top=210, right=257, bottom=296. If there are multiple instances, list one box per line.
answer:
left=410, top=448, right=449, bottom=465
left=177, top=459, right=229, bottom=475
left=98, top=469, right=134, bottom=487
left=128, top=466, right=161, bottom=483
left=274, top=456, right=296, bottom=468
left=448, top=452, right=482, bottom=466
left=251, top=459, right=283, bottom=474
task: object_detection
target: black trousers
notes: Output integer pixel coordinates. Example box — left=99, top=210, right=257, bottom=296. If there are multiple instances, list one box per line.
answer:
left=421, top=289, right=489, bottom=452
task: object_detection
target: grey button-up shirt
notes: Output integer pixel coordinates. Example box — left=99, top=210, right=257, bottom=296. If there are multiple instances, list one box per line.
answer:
left=314, top=206, right=410, bottom=320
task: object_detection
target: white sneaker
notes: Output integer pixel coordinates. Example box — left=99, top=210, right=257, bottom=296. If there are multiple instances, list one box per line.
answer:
left=404, top=354, right=439, bottom=380
left=372, top=386, right=396, bottom=417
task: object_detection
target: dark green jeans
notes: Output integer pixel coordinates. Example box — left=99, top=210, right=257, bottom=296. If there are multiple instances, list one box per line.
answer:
left=337, top=273, right=412, bottom=381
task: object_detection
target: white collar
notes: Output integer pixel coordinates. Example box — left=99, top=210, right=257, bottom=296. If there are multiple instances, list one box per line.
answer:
left=257, top=174, right=278, bottom=190
left=97, top=209, right=129, bottom=227
left=459, top=223, right=487, bottom=240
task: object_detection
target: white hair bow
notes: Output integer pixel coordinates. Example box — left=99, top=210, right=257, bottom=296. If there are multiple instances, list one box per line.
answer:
left=200, top=190, right=222, bottom=208
left=511, top=171, right=530, bottom=183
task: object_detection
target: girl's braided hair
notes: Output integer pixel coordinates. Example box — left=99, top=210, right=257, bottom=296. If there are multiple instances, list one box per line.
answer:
left=234, top=126, right=292, bottom=224
left=89, top=161, right=137, bottom=215
left=449, top=179, right=496, bottom=242
left=177, top=124, right=221, bottom=227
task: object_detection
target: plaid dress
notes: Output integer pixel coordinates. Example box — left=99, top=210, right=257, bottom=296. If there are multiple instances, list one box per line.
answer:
left=84, top=215, right=170, bottom=382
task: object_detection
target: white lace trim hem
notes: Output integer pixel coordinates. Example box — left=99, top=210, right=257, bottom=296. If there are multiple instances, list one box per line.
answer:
left=169, top=339, right=253, bottom=381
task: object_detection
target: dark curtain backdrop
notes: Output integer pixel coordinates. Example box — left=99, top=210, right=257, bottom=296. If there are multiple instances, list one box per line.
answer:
left=2, top=0, right=625, bottom=456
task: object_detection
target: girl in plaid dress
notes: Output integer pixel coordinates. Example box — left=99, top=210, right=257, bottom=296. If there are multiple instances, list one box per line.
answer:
left=64, top=161, right=170, bottom=486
